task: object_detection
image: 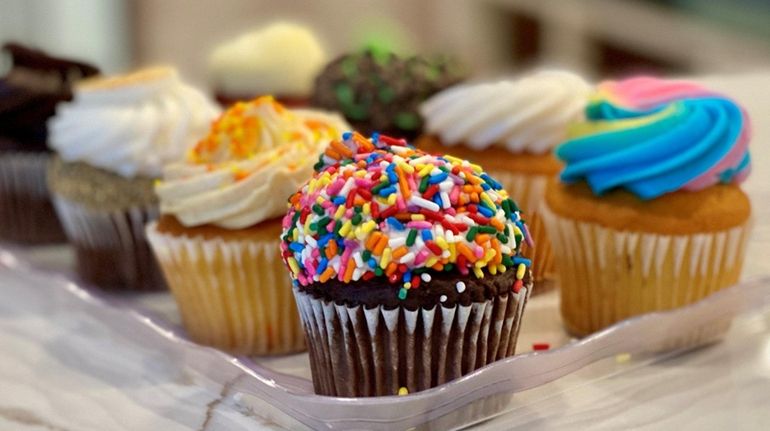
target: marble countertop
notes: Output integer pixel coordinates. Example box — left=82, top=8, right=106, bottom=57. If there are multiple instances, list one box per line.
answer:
left=2, top=74, right=770, bottom=430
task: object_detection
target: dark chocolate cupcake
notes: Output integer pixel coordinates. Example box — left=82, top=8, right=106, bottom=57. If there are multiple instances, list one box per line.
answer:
left=280, top=132, right=532, bottom=397
left=311, top=49, right=466, bottom=140
left=0, top=43, right=98, bottom=243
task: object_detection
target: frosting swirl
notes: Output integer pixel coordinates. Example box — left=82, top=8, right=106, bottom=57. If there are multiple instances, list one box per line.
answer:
left=280, top=133, right=532, bottom=298
left=208, top=22, right=326, bottom=97
left=420, top=70, right=590, bottom=154
left=48, top=67, right=219, bottom=178
left=156, top=96, right=349, bottom=229
left=557, top=77, right=751, bottom=200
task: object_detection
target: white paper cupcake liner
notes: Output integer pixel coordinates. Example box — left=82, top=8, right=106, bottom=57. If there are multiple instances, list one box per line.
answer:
left=52, top=193, right=164, bottom=290
left=146, top=223, right=306, bottom=356
left=542, top=203, right=752, bottom=340
left=0, top=152, right=66, bottom=243
left=293, top=285, right=530, bottom=397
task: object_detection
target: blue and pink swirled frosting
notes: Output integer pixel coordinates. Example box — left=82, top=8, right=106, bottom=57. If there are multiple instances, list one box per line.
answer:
left=556, top=77, right=751, bottom=200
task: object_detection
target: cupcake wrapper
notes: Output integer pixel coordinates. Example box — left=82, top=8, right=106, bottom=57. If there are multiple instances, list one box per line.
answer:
left=542, top=203, right=752, bottom=339
left=293, top=285, right=530, bottom=397
left=486, top=169, right=553, bottom=287
left=0, top=152, right=66, bottom=243
left=146, top=223, right=305, bottom=356
left=52, top=193, right=165, bottom=291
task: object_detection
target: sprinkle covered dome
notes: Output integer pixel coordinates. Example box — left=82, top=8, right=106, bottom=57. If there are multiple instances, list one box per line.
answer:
left=280, top=132, right=532, bottom=301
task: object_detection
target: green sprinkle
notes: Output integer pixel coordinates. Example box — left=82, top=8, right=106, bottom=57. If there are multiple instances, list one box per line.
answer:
left=312, top=204, right=325, bottom=215
left=333, top=220, right=343, bottom=234
left=362, top=250, right=372, bottom=261
left=351, top=213, right=362, bottom=225
left=501, top=200, right=511, bottom=219
left=309, top=222, right=317, bottom=231
left=345, top=104, right=369, bottom=121
left=504, top=225, right=510, bottom=236
left=372, top=181, right=388, bottom=194
left=419, top=176, right=430, bottom=193
left=502, top=256, right=514, bottom=267
left=466, top=226, right=478, bottom=241
left=316, top=217, right=331, bottom=230
left=375, top=267, right=384, bottom=276
left=506, top=198, right=520, bottom=212
left=378, top=87, right=395, bottom=103
left=398, top=288, right=407, bottom=300
left=394, top=112, right=420, bottom=130
left=478, top=226, right=497, bottom=234
left=496, top=233, right=508, bottom=244
left=335, top=83, right=355, bottom=105
left=406, top=229, right=417, bottom=246
left=444, top=263, right=454, bottom=272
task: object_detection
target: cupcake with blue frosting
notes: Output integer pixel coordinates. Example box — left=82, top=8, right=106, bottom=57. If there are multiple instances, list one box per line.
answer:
left=542, top=76, right=752, bottom=337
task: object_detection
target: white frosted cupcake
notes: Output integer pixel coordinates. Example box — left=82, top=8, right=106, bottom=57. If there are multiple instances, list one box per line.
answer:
left=417, top=70, right=590, bottom=286
left=209, top=22, right=326, bottom=107
left=47, top=66, right=220, bottom=290
left=147, top=96, right=349, bottom=355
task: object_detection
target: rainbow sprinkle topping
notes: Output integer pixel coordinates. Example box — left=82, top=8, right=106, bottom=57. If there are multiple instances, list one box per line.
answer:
left=280, top=132, right=532, bottom=300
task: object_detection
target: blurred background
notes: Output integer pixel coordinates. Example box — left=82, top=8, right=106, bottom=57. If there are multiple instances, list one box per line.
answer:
left=2, top=0, right=770, bottom=86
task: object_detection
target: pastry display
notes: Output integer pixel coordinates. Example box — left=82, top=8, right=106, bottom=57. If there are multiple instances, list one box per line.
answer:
left=280, top=132, right=532, bottom=396
left=47, top=66, right=219, bottom=290
left=147, top=96, right=348, bottom=355
left=542, top=76, right=752, bottom=336
left=208, top=22, right=327, bottom=107
left=0, top=42, right=99, bottom=243
left=418, top=70, right=590, bottom=287
left=311, top=48, right=466, bottom=139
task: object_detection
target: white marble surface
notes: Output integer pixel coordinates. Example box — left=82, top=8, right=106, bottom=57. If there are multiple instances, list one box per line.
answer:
left=2, top=73, right=770, bottom=430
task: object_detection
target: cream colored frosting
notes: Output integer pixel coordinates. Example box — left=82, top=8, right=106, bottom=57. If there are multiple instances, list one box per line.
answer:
left=419, top=70, right=590, bottom=155
left=156, top=97, right=349, bottom=229
left=208, top=22, right=326, bottom=96
left=48, top=67, right=220, bottom=178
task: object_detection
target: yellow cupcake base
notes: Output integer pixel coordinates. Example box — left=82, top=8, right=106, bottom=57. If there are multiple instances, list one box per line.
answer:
left=541, top=204, right=752, bottom=337
left=146, top=222, right=305, bottom=355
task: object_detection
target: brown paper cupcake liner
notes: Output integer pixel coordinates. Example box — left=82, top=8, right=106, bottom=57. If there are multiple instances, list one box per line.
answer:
left=542, top=203, right=752, bottom=338
left=146, top=223, right=305, bottom=356
left=294, top=285, right=530, bottom=397
left=0, top=152, right=66, bottom=243
left=52, top=193, right=165, bottom=291
left=486, top=169, right=553, bottom=288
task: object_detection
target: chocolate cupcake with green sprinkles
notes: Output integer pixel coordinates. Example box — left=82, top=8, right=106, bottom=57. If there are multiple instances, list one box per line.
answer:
left=310, top=48, right=465, bottom=139
left=280, top=131, right=532, bottom=397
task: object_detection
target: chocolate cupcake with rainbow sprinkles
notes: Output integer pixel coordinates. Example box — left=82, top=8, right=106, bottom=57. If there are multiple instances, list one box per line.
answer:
left=542, top=77, right=752, bottom=337
left=280, top=132, right=533, bottom=397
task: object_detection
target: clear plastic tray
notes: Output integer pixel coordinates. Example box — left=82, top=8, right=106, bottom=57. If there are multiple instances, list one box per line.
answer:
left=3, top=245, right=770, bottom=431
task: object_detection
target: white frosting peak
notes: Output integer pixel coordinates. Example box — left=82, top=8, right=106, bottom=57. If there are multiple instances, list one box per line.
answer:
left=48, top=67, right=220, bottom=178
left=420, top=71, right=590, bottom=155
left=208, top=22, right=326, bottom=96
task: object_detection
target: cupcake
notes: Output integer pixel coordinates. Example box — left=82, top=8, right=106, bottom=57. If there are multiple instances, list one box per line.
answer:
left=147, top=96, right=348, bottom=355
left=280, top=132, right=533, bottom=396
left=541, top=76, right=752, bottom=336
left=0, top=42, right=99, bottom=243
left=311, top=48, right=466, bottom=140
left=417, top=71, right=590, bottom=287
left=47, top=67, right=219, bottom=290
left=208, top=22, right=326, bottom=107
